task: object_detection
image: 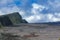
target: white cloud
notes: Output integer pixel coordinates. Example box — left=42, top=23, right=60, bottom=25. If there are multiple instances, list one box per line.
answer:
left=25, top=13, right=60, bottom=23
left=32, top=3, right=45, bottom=10
left=47, top=14, right=53, bottom=20
left=47, top=13, right=60, bottom=22
left=32, top=3, right=46, bottom=14
left=25, top=15, right=42, bottom=23
left=26, top=3, right=45, bottom=23
left=52, top=17, right=60, bottom=22
left=26, top=3, right=60, bottom=23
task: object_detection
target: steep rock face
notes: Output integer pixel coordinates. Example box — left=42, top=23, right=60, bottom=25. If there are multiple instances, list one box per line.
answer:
left=0, top=12, right=28, bottom=26
left=8, top=12, right=23, bottom=25
left=0, top=15, right=13, bottom=26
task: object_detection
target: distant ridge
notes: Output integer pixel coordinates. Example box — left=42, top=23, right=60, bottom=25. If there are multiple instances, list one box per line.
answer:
left=33, top=21, right=60, bottom=25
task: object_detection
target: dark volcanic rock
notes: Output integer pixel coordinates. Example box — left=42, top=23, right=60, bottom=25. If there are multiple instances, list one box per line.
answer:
left=0, top=12, right=28, bottom=26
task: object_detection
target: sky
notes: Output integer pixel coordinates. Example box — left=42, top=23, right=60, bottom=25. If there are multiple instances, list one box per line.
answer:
left=0, top=0, right=60, bottom=23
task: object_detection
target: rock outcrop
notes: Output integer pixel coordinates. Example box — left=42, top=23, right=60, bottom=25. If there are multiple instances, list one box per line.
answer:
left=0, top=12, right=28, bottom=26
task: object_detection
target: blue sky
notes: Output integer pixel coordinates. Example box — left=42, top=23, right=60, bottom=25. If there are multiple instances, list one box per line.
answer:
left=0, top=0, right=60, bottom=23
